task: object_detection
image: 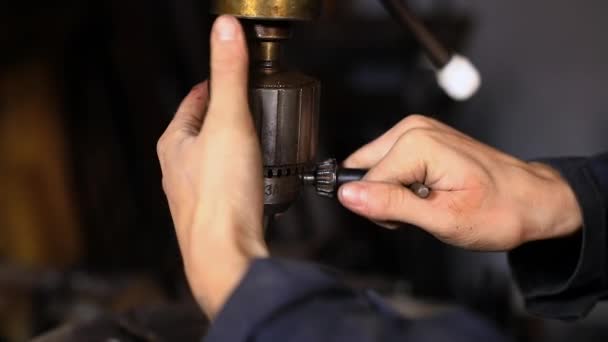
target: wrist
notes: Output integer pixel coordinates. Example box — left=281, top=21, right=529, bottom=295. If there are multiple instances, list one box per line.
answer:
left=523, top=162, right=583, bottom=243
left=187, top=210, right=268, bottom=318
left=199, top=210, right=269, bottom=260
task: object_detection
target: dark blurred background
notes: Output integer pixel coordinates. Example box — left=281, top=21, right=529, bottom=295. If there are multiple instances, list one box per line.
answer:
left=1, top=0, right=608, bottom=341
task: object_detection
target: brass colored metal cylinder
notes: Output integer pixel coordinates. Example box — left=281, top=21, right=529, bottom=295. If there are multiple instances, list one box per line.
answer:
left=256, top=41, right=280, bottom=63
left=250, top=23, right=290, bottom=69
left=211, top=0, right=321, bottom=20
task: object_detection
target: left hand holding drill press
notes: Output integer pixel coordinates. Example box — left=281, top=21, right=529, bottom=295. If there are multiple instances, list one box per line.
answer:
left=157, top=16, right=267, bottom=318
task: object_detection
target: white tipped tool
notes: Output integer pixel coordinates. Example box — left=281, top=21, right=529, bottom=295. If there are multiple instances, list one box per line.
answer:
left=436, top=54, right=481, bottom=101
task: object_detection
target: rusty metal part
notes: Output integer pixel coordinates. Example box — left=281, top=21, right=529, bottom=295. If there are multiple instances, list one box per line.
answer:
left=252, top=23, right=292, bottom=40
left=252, top=70, right=320, bottom=214
left=248, top=23, right=291, bottom=69
left=242, top=20, right=320, bottom=215
left=303, top=159, right=432, bottom=199
left=211, top=0, right=322, bottom=21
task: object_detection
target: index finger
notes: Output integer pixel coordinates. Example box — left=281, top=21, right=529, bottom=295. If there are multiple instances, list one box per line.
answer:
left=343, top=115, right=435, bottom=169
left=343, top=114, right=469, bottom=170
left=164, top=81, right=210, bottom=138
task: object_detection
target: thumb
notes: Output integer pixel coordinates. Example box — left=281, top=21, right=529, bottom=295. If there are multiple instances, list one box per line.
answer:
left=338, top=181, right=444, bottom=230
left=208, top=15, right=249, bottom=116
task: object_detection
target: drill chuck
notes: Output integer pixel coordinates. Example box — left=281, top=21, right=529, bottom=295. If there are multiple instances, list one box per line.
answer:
left=253, top=71, right=320, bottom=215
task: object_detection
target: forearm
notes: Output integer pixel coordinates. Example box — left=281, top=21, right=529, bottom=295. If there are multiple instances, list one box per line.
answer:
left=184, top=214, right=268, bottom=318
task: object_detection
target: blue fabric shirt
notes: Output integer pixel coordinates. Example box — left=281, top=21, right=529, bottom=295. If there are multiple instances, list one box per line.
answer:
left=205, top=259, right=509, bottom=342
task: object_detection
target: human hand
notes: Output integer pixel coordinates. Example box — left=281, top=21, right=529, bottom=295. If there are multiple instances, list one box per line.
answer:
left=157, top=16, right=267, bottom=318
left=338, top=115, right=582, bottom=251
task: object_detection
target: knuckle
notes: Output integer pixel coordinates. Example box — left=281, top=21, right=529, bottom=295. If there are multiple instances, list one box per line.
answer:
left=396, top=127, right=432, bottom=149
left=156, top=135, right=168, bottom=158
left=179, top=118, right=203, bottom=136
left=157, top=132, right=181, bottom=164
left=401, top=114, right=433, bottom=129
left=161, top=177, right=173, bottom=196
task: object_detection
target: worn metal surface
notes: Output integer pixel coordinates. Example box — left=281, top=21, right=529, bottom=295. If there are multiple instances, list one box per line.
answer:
left=251, top=70, right=320, bottom=214
left=249, top=23, right=290, bottom=68
left=211, top=0, right=321, bottom=20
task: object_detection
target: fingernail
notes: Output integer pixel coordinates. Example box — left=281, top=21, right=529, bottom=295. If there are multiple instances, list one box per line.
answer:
left=339, top=183, right=366, bottom=209
left=214, top=15, right=237, bottom=41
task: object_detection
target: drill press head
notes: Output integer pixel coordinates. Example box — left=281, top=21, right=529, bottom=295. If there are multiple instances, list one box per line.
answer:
left=211, top=0, right=321, bottom=21
left=211, top=0, right=322, bottom=216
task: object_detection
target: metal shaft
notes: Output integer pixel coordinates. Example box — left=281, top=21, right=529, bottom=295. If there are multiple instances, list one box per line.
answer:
left=379, top=0, right=451, bottom=68
left=211, top=0, right=322, bottom=21
left=337, top=170, right=431, bottom=199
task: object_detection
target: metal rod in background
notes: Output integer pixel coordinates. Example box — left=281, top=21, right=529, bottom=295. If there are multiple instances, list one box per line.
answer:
left=379, top=0, right=451, bottom=68
left=379, top=0, right=482, bottom=101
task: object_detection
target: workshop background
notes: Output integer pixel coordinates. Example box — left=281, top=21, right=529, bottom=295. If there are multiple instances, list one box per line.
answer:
left=1, top=0, right=608, bottom=341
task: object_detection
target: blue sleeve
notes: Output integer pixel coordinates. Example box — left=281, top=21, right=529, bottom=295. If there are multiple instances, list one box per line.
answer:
left=204, top=259, right=508, bottom=342
left=509, top=153, right=608, bottom=320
